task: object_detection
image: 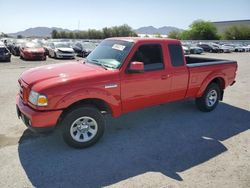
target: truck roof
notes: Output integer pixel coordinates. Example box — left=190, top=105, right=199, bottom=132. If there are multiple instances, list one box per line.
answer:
left=106, top=37, right=180, bottom=43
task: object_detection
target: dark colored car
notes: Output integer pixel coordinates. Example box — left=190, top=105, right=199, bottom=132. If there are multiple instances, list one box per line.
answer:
left=73, top=42, right=97, bottom=57
left=0, top=44, right=11, bottom=62
left=20, top=42, right=46, bottom=61
left=197, top=44, right=220, bottom=53
left=9, top=39, right=26, bottom=56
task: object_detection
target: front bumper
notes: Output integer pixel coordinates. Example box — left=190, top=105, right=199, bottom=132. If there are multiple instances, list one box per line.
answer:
left=0, top=54, right=11, bottom=61
left=23, top=53, right=45, bottom=60
left=56, top=52, right=75, bottom=59
left=16, top=95, right=62, bottom=132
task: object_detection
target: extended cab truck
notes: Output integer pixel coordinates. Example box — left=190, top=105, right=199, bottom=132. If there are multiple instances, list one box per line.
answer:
left=16, top=38, right=237, bottom=148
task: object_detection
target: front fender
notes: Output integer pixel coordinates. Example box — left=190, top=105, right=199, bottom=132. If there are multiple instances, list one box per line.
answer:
left=54, top=87, right=122, bottom=117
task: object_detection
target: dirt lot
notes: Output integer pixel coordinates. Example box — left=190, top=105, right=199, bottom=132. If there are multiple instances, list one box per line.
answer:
left=0, top=53, right=249, bottom=188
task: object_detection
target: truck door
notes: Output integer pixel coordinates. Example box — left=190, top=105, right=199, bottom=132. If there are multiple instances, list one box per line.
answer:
left=121, top=43, right=171, bottom=113
left=167, top=44, right=189, bottom=101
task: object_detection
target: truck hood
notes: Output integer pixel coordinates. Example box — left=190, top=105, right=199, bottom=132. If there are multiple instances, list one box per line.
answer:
left=21, top=62, right=105, bottom=86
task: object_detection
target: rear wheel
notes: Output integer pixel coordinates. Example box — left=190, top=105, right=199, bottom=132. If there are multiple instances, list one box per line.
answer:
left=62, top=106, right=105, bottom=148
left=195, top=83, right=221, bottom=112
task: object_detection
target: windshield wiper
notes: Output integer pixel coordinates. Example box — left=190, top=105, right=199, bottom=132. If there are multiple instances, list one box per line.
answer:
left=88, top=59, right=108, bottom=70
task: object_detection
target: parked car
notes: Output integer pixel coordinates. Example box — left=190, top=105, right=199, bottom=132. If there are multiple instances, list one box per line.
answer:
left=16, top=37, right=237, bottom=148
left=221, top=44, right=235, bottom=52
left=189, top=45, right=204, bottom=54
left=182, top=45, right=190, bottom=55
left=224, top=44, right=244, bottom=52
left=197, top=43, right=220, bottom=53
left=0, top=42, right=11, bottom=62
left=20, top=42, right=46, bottom=61
left=9, top=39, right=26, bottom=56
left=212, top=44, right=233, bottom=53
left=48, top=42, right=75, bottom=59
left=73, top=42, right=97, bottom=57
left=241, top=45, right=250, bottom=52
left=33, top=39, right=50, bottom=55
left=42, top=42, right=50, bottom=56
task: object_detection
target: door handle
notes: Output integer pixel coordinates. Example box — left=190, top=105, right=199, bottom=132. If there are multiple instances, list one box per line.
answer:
left=161, top=74, right=171, bottom=80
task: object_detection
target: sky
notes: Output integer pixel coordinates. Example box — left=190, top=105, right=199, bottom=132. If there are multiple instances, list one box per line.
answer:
left=0, top=0, right=249, bottom=33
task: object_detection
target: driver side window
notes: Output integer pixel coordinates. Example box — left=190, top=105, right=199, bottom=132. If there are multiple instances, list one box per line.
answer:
left=130, top=44, right=164, bottom=71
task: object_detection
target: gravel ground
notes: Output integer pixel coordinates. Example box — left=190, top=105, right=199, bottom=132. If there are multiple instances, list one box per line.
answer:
left=0, top=53, right=249, bottom=188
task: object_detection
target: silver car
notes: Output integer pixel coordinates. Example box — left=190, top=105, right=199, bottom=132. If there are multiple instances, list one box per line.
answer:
left=48, top=42, right=75, bottom=59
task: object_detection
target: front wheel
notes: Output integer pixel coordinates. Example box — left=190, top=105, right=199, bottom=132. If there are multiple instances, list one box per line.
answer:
left=195, top=83, right=221, bottom=112
left=53, top=52, right=57, bottom=59
left=62, top=106, right=105, bottom=148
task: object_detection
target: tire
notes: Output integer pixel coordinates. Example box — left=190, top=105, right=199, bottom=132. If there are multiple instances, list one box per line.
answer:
left=54, top=52, right=57, bottom=59
left=195, top=83, right=221, bottom=112
left=62, top=106, right=105, bottom=148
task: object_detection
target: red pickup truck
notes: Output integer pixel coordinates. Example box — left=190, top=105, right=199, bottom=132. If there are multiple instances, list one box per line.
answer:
left=16, top=38, right=237, bottom=148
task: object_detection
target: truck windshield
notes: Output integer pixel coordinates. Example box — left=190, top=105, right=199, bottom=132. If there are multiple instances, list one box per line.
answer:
left=86, top=40, right=134, bottom=69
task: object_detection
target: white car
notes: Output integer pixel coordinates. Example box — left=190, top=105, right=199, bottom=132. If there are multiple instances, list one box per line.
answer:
left=48, top=42, right=75, bottom=59
left=242, top=45, right=250, bottom=52
left=219, top=45, right=234, bottom=53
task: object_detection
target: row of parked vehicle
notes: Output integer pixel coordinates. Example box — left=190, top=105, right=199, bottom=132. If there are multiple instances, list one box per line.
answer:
left=1, top=38, right=250, bottom=62
left=0, top=38, right=98, bottom=62
left=182, top=42, right=250, bottom=55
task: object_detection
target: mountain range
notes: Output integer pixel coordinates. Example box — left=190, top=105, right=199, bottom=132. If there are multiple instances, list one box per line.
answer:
left=7, top=26, right=183, bottom=37
left=134, top=26, right=183, bottom=35
left=8, top=27, right=74, bottom=37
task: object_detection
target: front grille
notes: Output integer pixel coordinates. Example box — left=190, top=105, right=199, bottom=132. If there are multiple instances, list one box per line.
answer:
left=58, top=50, right=73, bottom=54
left=32, top=52, right=44, bottom=55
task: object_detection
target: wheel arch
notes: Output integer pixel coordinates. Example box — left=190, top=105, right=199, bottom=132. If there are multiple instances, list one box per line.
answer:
left=197, top=76, right=226, bottom=100
left=56, top=98, right=113, bottom=127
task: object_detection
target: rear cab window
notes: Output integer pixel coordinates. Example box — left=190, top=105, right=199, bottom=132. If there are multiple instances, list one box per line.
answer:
left=168, top=44, right=185, bottom=67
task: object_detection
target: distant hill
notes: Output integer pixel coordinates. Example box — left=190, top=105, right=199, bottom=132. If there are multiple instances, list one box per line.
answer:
left=7, top=25, right=184, bottom=38
left=135, top=26, right=183, bottom=35
left=8, top=27, right=73, bottom=37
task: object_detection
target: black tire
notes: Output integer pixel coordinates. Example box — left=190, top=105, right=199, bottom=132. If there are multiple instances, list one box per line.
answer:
left=62, top=106, right=105, bottom=148
left=6, top=57, right=11, bottom=62
left=195, top=83, right=221, bottom=112
left=54, top=52, right=57, bottom=59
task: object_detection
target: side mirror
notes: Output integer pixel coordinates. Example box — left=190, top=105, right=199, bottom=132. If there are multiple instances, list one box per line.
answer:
left=128, top=61, right=144, bottom=73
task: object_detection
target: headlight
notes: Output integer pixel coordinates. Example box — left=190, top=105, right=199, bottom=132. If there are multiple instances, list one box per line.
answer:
left=28, top=90, right=48, bottom=106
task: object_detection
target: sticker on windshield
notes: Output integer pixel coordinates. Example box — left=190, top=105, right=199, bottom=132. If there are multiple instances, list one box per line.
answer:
left=112, top=44, right=126, bottom=51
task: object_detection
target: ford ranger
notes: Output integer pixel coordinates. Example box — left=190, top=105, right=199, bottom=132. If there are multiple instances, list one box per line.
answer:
left=16, top=38, right=237, bottom=148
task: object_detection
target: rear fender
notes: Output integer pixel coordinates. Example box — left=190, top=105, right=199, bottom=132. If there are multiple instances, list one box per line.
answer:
left=196, top=72, right=227, bottom=98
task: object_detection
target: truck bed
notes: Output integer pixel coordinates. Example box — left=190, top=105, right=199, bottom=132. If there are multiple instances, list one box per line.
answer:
left=184, top=56, right=237, bottom=98
left=185, top=56, right=237, bottom=67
